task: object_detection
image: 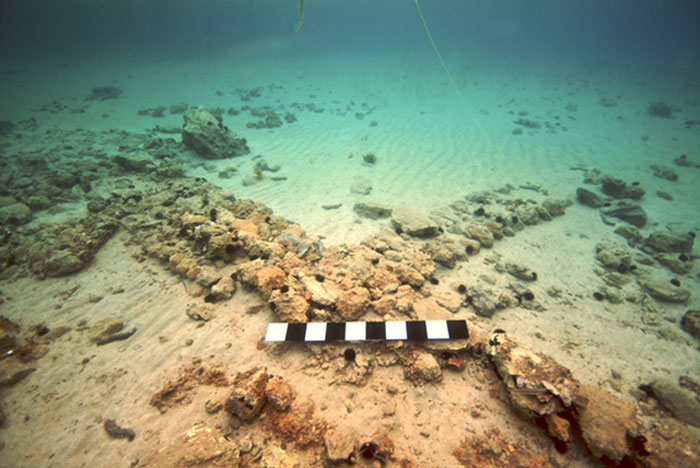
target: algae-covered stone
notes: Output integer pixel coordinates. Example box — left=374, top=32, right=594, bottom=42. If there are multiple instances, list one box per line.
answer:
left=638, top=275, right=690, bottom=304
left=353, top=201, right=392, bottom=219
left=649, top=380, right=700, bottom=428
left=603, top=204, right=647, bottom=228
left=0, top=203, right=32, bottom=225
left=644, top=231, right=694, bottom=253
left=576, top=188, right=605, bottom=208
left=44, top=251, right=84, bottom=277
left=601, top=177, right=645, bottom=200
left=681, top=310, right=700, bottom=340
left=182, top=106, right=249, bottom=159
left=391, top=205, right=440, bottom=238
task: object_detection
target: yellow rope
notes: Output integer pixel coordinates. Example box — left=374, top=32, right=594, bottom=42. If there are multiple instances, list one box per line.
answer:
left=297, top=0, right=305, bottom=31
left=414, top=0, right=505, bottom=156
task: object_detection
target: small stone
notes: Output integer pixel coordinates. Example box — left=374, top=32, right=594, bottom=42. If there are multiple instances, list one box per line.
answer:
left=208, top=276, right=235, bottom=301
left=391, top=206, right=440, bottom=238
left=650, top=165, right=678, bottom=181
left=0, top=203, right=32, bottom=226
left=353, top=201, right=392, bottom=219
left=44, top=251, right=84, bottom=277
left=505, top=262, right=538, bottom=281
left=405, top=350, right=442, bottom=382
left=324, top=429, right=357, bottom=463
left=681, top=310, right=700, bottom=340
left=644, top=231, right=694, bottom=253
left=350, top=176, right=372, bottom=195
left=638, top=275, right=690, bottom=304
left=603, top=204, right=647, bottom=228
left=185, top=339, right=193, bottom=346
left=650, top=379, right=700, bottom=428
left=89, top=318, right=124, bottom=344
left=601, top=177, right=645, bottom=200
left=265, top=376, right=294, bottom=411
left=576, top=188, right=605, bottom=208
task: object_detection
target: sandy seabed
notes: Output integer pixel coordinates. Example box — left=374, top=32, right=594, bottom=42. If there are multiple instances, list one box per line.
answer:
left=0, top=50, right=699, bottom=467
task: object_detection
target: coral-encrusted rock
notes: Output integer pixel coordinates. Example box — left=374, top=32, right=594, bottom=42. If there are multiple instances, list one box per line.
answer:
left=269, top=290, right=309, bottom=323
left=337, top=287, right=371, bottom=320
left=265, top=376, right=295, bottom=412
left=372, top=284, right=417, bottom=317
left=140, top=423, right=240, bottom=467
left=44, top=251, right=84, bottom=277
left=88, top=318, right=124, bottom=344
left=641, top=420, right=700, bottom=468
left=488, top=332, right=578, bottom=419
left=208, top=275, right=235, bottom=301
left=209, top=233, right=241, bottom=261
left=404, top=349, right=442, bottom=383
left=182, top=106, right=249, bottom=159
left=169, top=253, right=199, bottom=276
left=466, top=224, right=494, bottom=248
left=297, top=273, right=339, bottom=306
left=225, top=368, right=268, bottom=422
left=255, top=266, right=286, bottom=296
left=235, top=259, right=265, bottom=286
left=596, top=242, right=634, bottom=272
left=575, top=385, right=642, bottom=463
left=413, top=297, right=451, bottom=320
left=391, top=205, right=440, bottom=238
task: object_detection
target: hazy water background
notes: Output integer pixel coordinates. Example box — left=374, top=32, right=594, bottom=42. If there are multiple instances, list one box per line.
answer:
left=2, top=0, right=699, bottom=77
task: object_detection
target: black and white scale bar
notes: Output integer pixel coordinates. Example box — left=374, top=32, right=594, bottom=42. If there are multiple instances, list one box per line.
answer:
left=265, top=320, right=469, bottom=343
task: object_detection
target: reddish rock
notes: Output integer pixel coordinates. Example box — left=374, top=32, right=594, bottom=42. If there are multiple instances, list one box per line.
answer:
left=336, top=287, right=371, bottom=320
left=255, top=266, right=286, bottom=296
left=265, top=376, right=295, bottom=411
left=575, top=385, right=641, bottom=463
left=544, top=414, right=571, bottom=442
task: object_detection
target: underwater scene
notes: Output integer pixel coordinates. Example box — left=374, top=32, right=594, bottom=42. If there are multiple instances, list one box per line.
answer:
left=1, top=0, right=699, bottom=466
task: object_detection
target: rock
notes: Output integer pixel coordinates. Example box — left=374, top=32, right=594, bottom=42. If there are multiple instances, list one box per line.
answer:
left=86, top=86, right=122, bottom=101
left=139, top=423, right=240, bottom=467
left=575, top=385, right=641, bottom=463
left=638, top=275, right=690, bottom=304
left=413, top=297, right=451, bottom=319
left=89, top=318, right=124, bottom=344
left=505, top=262, right=538, bottom=281
left=542, top=199, right=570, bottom=217
left=601, top=178, right=645, bottom=200
left=649, top=380, right=700, bottom=428
left=466, top=224, right=494, bottom=248
left=181, top=106, right=249, bottom=159
left=113, top=155, right=155, bottom=173
left=268, top=290, right=309, bottom=323
left=391, top=206, right=440, bottom=238
left=614, top=225, right=643, bottom=246
left=265, top=376, right=295, bottom=412
left=647, top=101, right=673, bottom=118
left=44, top=251, right=84, bottom=277
left=255, top=266, right=286, bottom=296
left=654, top=253, right=693, bottom=274
left=0, top=203, right=32, bottom=226
left=603, top=204, right=647, bottom=228
left=469, top=286, right=499, bottom=318
left=324, top=429, right=357, bottom=464
left=642, top=420, right=700, bottom=468
left=225, top=368, right=268, bottom=422
left=208, top=275, right=236, bottom=301
left=349, top=176, right=372, bottom=195
left=0, top=360, right=36, bottom=387
left=576, top=188, right=605, bottom=208
left=545, top=414, right=571, bottom=442
left=185, top=304, right=216, bottom=322
left=596, top=242, right=635, bottom=273
left=644, top=231, right=694, bottom=253
left=337, top=287, right=371, bottom=321
left=681, top=310, right=700, bottom=340
left=405, top=350, right=442, bottom=382
left=260, top=443, right=300, bottom=468
left=297, top=273, right=338, bottom=307
left=650, top=164, right=678, bottom=182
left=353, top=201, right=392, bottom=219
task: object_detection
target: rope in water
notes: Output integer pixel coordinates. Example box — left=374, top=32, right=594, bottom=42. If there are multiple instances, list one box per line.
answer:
left=414, top=0, right=505, bottom=156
